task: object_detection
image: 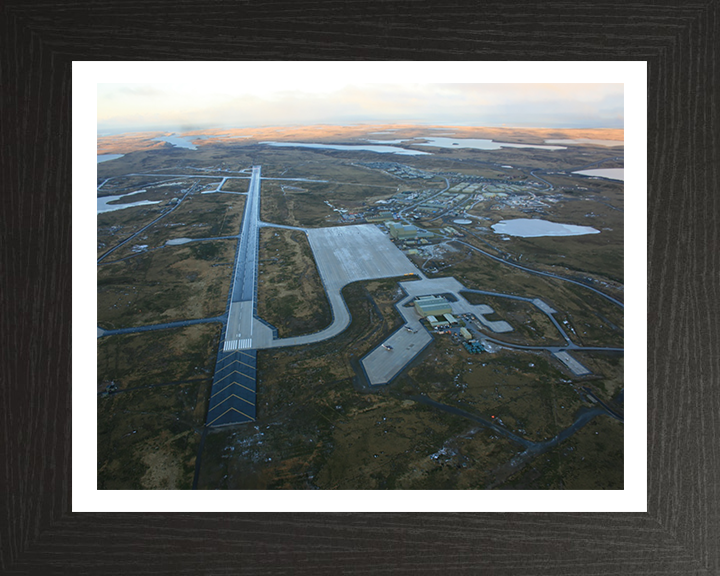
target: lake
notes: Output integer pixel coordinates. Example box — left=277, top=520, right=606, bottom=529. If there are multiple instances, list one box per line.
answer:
left=545, top=139, right=624, bottom=147
left=97, top=189, right=161, bottom=214
left=572, top=168, right=624, bottom=181
left=492, top=218, right=600, bottom=238
left=97, top=154, right=125, bottom=163
left=369, top=137, right=566, bottom=151
left=152, top=135, right=198, bottom=150
left=260, top=142, right=430, bottom=155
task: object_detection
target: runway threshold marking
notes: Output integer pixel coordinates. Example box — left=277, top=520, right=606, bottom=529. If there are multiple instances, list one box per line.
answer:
left=210, top=380, right=257, bottom=399
left=218, top=356, right=256, bottom=371
left=207, top=407, right=254, bottom=426
left=212, top=369, right=257, bottom=387
left=208, top=393, right=256, bottom=411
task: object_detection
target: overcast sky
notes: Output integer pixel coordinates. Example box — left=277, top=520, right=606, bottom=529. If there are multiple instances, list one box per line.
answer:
left=97, top=83, right=623, bottom=134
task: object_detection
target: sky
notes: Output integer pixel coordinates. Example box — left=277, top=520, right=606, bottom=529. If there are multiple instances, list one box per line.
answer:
left=97, top=82, right=623, bottom=134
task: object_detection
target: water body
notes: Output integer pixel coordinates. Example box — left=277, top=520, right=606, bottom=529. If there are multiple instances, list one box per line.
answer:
left=492, top=218, right=600, bottom=238
left=97, top=189, right=161, bottom=214
left=261, top=141, right=430, bottom=155
left=572, top=168, right=624, bottom=181
left=370, top=137, right=566, bottom=151
left=152, top=135, right=198, bottom=150
left=545, top=138, right=624, bottom=147
left=97, top=154, right=125, bottom=163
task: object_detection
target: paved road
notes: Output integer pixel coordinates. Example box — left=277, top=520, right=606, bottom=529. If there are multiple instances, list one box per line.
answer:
left=98, top=316, right=226, bottom=337
left=529, top=170, right=554, bottom=190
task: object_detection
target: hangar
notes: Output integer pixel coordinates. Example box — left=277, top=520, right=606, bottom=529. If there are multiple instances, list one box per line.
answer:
left=414, top=296, right=452, bottom=317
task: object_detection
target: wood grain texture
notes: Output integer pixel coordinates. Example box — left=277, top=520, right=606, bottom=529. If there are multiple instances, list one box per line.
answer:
left=1, top=1, right=718, bottom=574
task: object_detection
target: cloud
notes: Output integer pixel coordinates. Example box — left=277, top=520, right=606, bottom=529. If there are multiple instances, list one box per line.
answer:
left=97, top=83, right=624, bottom=133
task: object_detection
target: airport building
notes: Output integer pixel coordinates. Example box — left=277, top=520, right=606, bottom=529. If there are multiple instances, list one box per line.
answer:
left=387, top=221, right=434, bottom=241
left=426, top=315, right=449, bottom=329
left=414, top=295, right=452, bottom=318
left=366, top=211, right=395, bottom=223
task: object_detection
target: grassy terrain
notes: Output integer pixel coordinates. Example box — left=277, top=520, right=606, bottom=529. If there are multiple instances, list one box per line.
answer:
left=97, top=239, right=235, bottom=329
left=97, top=324, right=220, bottom=489
left=257, top=228, right=332, bottom=337
left=404, top=337, right=584, bottom=439
left=501, top=414, right=624, bottom=489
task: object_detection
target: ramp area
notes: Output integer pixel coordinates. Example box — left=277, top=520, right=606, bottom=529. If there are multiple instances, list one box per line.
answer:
left=306, top=224, right=417, bottom=290
left=361, top=295, right=432, bottom=385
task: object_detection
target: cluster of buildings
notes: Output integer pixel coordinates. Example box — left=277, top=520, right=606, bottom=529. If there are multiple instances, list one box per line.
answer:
left=359, top=161, right=435, bottom=180
left=413, top=295, right=486, bottom=350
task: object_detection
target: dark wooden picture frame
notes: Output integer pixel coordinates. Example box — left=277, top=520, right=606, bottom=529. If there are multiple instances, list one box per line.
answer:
left=2, top=2, right=717, bottom=574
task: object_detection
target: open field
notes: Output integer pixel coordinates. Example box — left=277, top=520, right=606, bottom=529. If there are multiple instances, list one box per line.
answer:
left=97, top=239, right=235, bottom=329
left=257, top=228, right=332, bottom=338
left=97, top=324, right=220, bottom=489
left=404, top=337, right=585, bottom=438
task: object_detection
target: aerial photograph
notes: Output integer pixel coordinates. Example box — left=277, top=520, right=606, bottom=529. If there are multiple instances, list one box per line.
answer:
left=96, top=81, right=624, bottom=490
